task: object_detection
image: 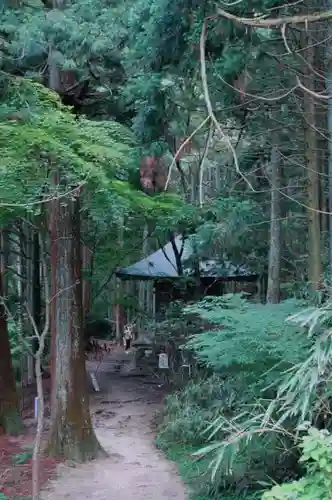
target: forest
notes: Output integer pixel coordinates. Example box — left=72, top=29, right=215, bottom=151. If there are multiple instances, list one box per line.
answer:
left=0, top=0, right=332, bottom=499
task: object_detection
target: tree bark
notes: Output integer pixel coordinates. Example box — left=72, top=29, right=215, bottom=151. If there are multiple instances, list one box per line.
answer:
left=266, top=146, right=282, bottom=303
left=82, top=245, right=93, bottom=321
left=0, top=230, right=22, bottom=435
left=303, top=30, right=322, bottom=291
left=47, top=194, right=105, bottom=460
left=32, top=229, right=42, bottom=355
left=46, top=0, right=103, bottom=460
left=326, top=0, right=332, bottom=277
left=20, top=221, right=35, bottom=385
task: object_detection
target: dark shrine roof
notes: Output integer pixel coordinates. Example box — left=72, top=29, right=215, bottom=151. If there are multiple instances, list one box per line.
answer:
left=116, top=235, right=258, bottom=281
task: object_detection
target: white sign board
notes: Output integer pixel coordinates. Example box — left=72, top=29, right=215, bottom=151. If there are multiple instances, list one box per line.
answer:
left=158, top=353, right=169, bottom=369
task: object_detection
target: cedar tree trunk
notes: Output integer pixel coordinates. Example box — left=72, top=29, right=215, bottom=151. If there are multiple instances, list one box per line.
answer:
left=47, top=194, right=105, bottom=460
left=266, top=146, right=282, bottom=303
left=0, top=238, right=22, bottom=434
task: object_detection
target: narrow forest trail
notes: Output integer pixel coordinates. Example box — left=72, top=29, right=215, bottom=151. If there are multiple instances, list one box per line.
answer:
left=41, top=363, right=188, bottom=500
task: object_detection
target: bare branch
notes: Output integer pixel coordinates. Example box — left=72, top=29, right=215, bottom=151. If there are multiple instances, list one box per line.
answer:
left=32, top=235, right=49, bottom=500
left=0, top=181, right=86, bottom=209
left=200, top=18, right=255, bottom=191
left=281, top=23, right=292, bottom=54
left=25, top=304, right=41, bottom=341
left=164, top=116, right=211, bottom=191
left=217, top=7, right=332, bottom=28
left=198, top=121, right=214, bottom=207
left=220, top=0, right=243, bottom=6
left=211, top=60, right=299, bottom=102
left=296, top=76, right=332, bottom=99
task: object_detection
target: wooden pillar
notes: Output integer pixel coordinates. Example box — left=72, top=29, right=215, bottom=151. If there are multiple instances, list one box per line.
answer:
left=115, top=277, right=121, bottom=343
left=126, top=280, right=133, bottom=324
left=152, top=282, right=156, bottom=320
left=138, top=279, right=144, bottom=337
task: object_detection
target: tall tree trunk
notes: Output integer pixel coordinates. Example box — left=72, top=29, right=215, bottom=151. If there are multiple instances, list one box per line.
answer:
left=0, top=231, right=22, bottom=435
left=48, top=0, right=62, bottom=411
left=303, top=31, right=322, bottom=291
left=46, top=0, right=104, bottom=459
left=266, top=146, right=282, bottom=303
left=326, top=0, right=332, bottom=277
left=82, top=245, right=93, bottom=321
left=47, top=194, right=105, bottom=460
left=19, top=221, right=35, bottom=385
left=49, top=173, right=58, bottom=421
left=32, top=229, right=42, bottom=356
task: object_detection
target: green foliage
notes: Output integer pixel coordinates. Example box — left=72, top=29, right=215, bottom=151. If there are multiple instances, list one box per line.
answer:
left=158, top=377, right=297, bottom=498
left=190, top=196, right=267, bottom=271
left=1, top=0, right=329, bottom=497
left=163, top=297, right=332, bottom=498
left=262, top=428, right=332, bottom=500
left=8, top=320, right=29, bottom=381
left=0, top=77, right=129, bottom=210
left=1, top=0, right=130, bottom=120
left=155, top=440, right=221, bottom=499
left=11, top=451, right=32, bottom=465
left=0, top=76, right=180, bottom=228
left=179, top=297, right=314, bottom=493
left=157, top=297, right=315, bottom=497
left=7, top=317, right=50, bottom=382
left=158, top=375, right=225, bottom=446
left=264, top=299, right=332, bottom=431
left=185, top=294, right=310, bottom=393
left=192, top=408, right=299, bottom=491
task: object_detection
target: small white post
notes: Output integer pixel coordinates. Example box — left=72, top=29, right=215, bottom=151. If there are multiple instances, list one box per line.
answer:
left=158, top=353, right=169, bottom=369
left=34, top=396, right=40, bottom=422
left=89, top=372, right=100, bottom=392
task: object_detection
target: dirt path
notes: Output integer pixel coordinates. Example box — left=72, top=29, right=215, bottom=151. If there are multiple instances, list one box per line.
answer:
left=41, top=375, right=187, bottom=500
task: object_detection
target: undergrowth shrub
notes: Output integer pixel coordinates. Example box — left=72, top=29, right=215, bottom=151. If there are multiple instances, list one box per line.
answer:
left=265, top=300, right=332, bottom=429
left=183, top=295, right=313, bottom=493
left=9, top=318, right=49, bottom=382
left=158, top=294, right=314, bottom=498
left=262, top=428, right=332, bottom=499
left=8, top=319, right=28, bottom=381
left=158, top=375, right=225, bottom=445
left=185, top=294, right=310, bottom=393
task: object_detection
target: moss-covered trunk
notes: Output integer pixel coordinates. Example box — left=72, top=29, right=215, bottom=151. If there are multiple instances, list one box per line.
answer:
left=0, top=232, right=22, bottom=435
left=47, top=193, right=105, bottom=461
